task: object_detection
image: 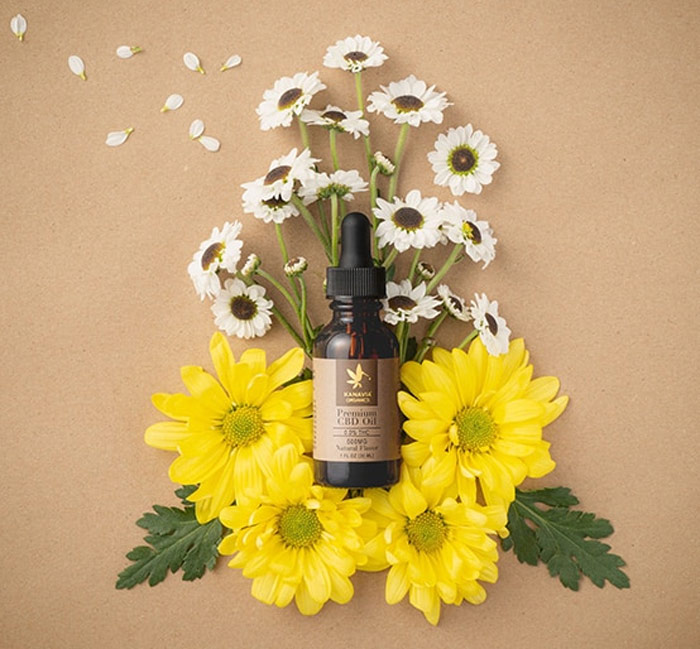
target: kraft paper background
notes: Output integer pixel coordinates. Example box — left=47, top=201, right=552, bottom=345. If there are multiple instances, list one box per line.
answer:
left=2, top=1, right=698, bottom=647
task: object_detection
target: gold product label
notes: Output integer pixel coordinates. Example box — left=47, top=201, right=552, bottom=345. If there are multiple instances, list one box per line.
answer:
left=312, top=357, right=401, bottom=462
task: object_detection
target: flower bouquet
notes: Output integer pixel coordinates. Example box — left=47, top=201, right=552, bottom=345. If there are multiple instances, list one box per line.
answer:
left=117, top=34, right=629, bottom=625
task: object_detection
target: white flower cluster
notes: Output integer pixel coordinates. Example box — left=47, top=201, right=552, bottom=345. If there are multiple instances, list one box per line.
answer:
left=186, top=222, right=273, bottom=339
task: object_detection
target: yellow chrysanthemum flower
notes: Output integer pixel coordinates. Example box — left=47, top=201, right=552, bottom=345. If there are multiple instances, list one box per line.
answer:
left=144, top=332, right=312, bottom=523
left=218, top=444, right=372, bottom=615
left=399, top=337, right=569, bottom=508
left=361, top=465, right=506, bottom=625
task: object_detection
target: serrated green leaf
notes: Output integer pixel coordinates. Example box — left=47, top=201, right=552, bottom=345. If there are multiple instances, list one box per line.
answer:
left=175, top=484, right=197, bottom=504
left=116, top=488, right=223, bottom=590
left=501, top=487, right=630, bottom=591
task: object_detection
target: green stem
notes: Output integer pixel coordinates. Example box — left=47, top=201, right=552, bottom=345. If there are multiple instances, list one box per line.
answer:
left=426, top=244, right=462, bottom=293
left=414, top=310, right=448, bottom=362
left=290, top=195, right=331, bottom=258
left=271, top=305, right=307, bottom=354
left=370, top=165, right=380, bottom=212
left=318, top=200, right=330, bottom=241
left=298, top=276, right=314, bottom=346
left=354, top=72, right=372, bottom=166
left=274, top=222, right=301, bottom=301
left=331, top=194, right=340, bottom=266
left=457, top=329, right=478, bottom=350
left=387, top=123, right=410, bottom=201
left=396, top=322, right=407, bottom=362
left=382, top=247, right=399, bottom=269
left=408, top=248, right=421, bottom=283
left=257, top=268, right=298, bottom=314
left=298, top=117, right=310, bottom=150
left=329, top=129, right=339, bottom=170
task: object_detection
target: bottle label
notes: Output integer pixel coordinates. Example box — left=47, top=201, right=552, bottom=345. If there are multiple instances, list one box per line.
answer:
left=312, top=357, right=401, bottom=462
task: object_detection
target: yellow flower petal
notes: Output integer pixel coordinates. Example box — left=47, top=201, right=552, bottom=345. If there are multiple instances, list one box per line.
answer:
left=524, top=444, right=556, bottom=477
left=244, top=373, right=270, bottom=407
left=251, top=573, right=280, bottom=605
left=420, top=360, right=460, bottom=405
left=151, top=392, right=190, bottom=420
left=266, top=347, right=304, bottom=390
left=542, top=395, right=569, bottom=426
left=401, top=441, right=431, bottom=466
left=430, top=347, right=453, bottom=373
left=398, top=472, right=427, bottom=519
left=233, top=445, right=265, bottom=501
left=295, top=578, right=324, bottom=615
left=277, top=380, right=312, bottom=411
left=403, top=418, right=449, bottom=441
left=398, top=391, right=433, bottom=420
left=419, top=390, right=457, bottom=420
left=168, top=441, right=228, bottom=484
left=400, top=360, right=424, bottom=395
left=260, top=394, right=293, bottom=421
left=144, top=421, right=189, bottom=450
left=451, top=347, right=477, bottom=407
left=524, top=376, right=560, bottom=403
left=180, top=365, right=231, bottom=413
left=209, top=332, right=236, bottom=396
left=328, top=568, right=354, bottom=604
left=304, top=549, right=332, bottom=603
left=385, top=563, right=410, bottom=604
left=409, top=584, right=441, bottom=626
left=239, top=348, right=267, bottom=375
left=492, top=399, right=545, bottom=424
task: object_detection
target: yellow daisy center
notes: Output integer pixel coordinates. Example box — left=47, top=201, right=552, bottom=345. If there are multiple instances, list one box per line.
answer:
left=454, top=407, right=498, bottom=451
left=277, top=505, right=322, bottom=548
left=221, top=405, right=265, bottom=447
left=405, top=510, right=447, bottom=553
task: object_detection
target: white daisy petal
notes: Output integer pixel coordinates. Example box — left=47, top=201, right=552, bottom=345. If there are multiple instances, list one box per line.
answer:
left=469, top=293, right=511, bottom=356
left=161, top=93, right=184, bottom=112
left=372, top=190, right=444, bottom=252
left=367, top=74, right=451, bottom=127
left=198, top=135, right=220, bottom=152
left=189, top=119, right=205, bottom=139
left=10, top=13, right=27, bottom=41
left=105, top=128, right=134, bottom=147
left=381, top=280, right=441, bottom=325
left=220, top=54, right=242, bottom=71
left=256, top=71, right=326, bottom=131
left=183, top=51, right=205, bottom=74
left=116, top=45, right=142, bottom=59
left=68, top=55, right=86, bottom=80
left=323, top=34, right=387, bottom=73
left=439, top=201, right=497, bottom=268
left=188, top=221, right=244, bottom=299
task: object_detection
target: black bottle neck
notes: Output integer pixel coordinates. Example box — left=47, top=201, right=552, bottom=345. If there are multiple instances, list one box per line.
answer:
left=329, top=296, right=383, bottom=322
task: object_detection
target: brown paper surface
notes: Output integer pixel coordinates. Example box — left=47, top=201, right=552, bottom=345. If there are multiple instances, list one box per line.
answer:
left=1, top=1, right=699, bottom=647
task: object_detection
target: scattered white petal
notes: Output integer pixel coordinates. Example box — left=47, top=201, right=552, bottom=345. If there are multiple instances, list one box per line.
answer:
left=10, top=13, right=27, bottom=41
left=161, top=93, right=184, bottom=112
left=105, top=128, right=134, bottom=147
left=198, top=135, right=220, bottom=152
left=68, top=55, right=87, bottom=80
left=116, top=45, right=143, bottom=59
left=183, top=51, right=205, bottom=74
left=189, top=119, right=204, bottom=139
left=220, top=54, right=241, bottom=71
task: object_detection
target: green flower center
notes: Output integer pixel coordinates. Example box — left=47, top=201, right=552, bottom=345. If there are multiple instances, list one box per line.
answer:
left=392, top=95, right=424, bottom=113
left=449, top=146, right=478, bottom=174
left=392, top=206, right=424, bottom=231
left=344, top=51, right=368, bottom=63
left=277, top=88, right=302, bottom=110
left=318, top=183, right=350, bottom=200
left=462, top=221, right=482, bottom=244
left=230, top=295, right=257, bottom=321
left=454, top=407, right=498, bottom=451
left=388, top=295, right=417, bottom=311
left=200, top=242, right=223, bottom=270
left=264, top=165, right=291, bottom=185
left=405, top=510, right=447, bottom=553
left=221, top=405, right=265, bottom=447
left=277, top=505, right=322, bottom=548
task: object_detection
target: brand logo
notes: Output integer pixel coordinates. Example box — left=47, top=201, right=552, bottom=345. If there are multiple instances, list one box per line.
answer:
left=346, top=362, right=372, bottom=389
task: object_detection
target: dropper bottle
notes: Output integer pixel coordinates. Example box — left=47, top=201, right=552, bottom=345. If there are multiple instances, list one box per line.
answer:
left=313, top=212, right=401, bottom=487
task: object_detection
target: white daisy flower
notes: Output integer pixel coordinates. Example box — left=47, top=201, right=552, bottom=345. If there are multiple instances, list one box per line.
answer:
left=68, top=55, right=86, bottom=80
left=116, top=45, right=143, bottom=59
left=323, top=35, right=388, bottom=73
left=161, top=94, right=184, bottom=112
left=10, top=14, right=27, bottom=41
left=440, top=201, right=496, bottom=268
left=284, top=256, right=308, bottom=277
left=373, top=190, right=443, bottom=253
left=416, top=261, right=435, bottom=281
left=241, top=178, right=300, bottom=224
left=187, top=221, right=244, bottom=300
left=373, top=151, right=395, bottom=176
left=243, top=147, right=318, bottom=204
left=298, top=169, right=367, bottom=205
left=470, top=293, right=511, bottom=356
left=381, top=280, right=441, bottom=325
left=212, top=279, right=273, bottom=339
left=220, top=54, right=242, bottom=71
left=300, top=105, right=369, bottom=139
left=105, top=128, right=134, bottom=147
left=183, top=51, right=205, bottom=74
left=240, top=253, right=261, bottom=278
left=437, top=285, right=471, bottom=322
left=256, top=71, right=326, bottom=131
left=367, top=75, right=450, bottom=127
left=428, top=124, right=500, bottom=195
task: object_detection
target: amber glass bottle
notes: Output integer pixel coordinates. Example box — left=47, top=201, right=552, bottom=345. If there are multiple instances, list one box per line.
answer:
left=313, top=212, right=401, bottom=488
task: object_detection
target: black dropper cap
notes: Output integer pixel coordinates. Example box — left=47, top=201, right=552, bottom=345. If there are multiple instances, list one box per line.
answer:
left=326, top=212, right=386, bottom=298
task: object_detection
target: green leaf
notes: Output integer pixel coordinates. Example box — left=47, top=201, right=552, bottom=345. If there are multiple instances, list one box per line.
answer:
left=116, top=487, right=223, bottom=590
left=404, top=336, right=418, bottom=362
left=386, top=262, right=396, bottom=282
left=175, top=484, right=197, bottom=504
left=502, top=487, right=630, bottom=591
